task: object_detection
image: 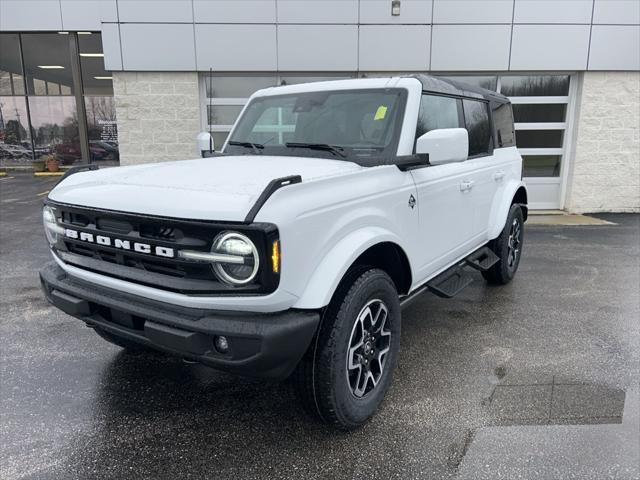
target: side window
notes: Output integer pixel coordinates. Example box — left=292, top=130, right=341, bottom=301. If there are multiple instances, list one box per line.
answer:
left=416, top=94, right=460, bottom=140
left=462, top=99, right=492, bottom=157
left=492, top=102, right=516, bottom=148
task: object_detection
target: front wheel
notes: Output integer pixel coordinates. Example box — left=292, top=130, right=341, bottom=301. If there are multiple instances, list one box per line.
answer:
left=482, top=204, right=524, bottom=285
left=292, top=268, right=401, bottom=430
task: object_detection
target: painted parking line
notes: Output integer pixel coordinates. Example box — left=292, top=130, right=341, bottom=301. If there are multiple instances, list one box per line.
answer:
left=37, top=190, right=50, bottom=197
left=0, top=176, right=14, bottom=181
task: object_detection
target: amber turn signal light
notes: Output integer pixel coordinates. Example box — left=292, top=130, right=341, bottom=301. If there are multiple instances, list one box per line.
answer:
left=271, top=240, right=280, bottom=274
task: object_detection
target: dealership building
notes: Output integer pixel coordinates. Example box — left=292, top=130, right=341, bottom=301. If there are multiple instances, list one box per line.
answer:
left=0, top=0, right=638, bottom=212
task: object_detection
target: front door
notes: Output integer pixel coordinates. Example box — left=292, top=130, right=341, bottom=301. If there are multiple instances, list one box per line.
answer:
left=409, top=93, right=477, bottom=283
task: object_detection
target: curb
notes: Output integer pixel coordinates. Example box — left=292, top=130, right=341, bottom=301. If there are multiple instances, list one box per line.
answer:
left=34, top=172, right=65, bottom=177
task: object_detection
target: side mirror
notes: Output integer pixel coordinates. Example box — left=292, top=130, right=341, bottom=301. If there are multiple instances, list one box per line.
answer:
left=197, top=131, right=215, bottom=157
left=415, top=128, right=468, bottom=165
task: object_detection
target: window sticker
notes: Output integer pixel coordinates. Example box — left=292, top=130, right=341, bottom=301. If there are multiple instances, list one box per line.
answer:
left=374, top=105, right=388, bottom=120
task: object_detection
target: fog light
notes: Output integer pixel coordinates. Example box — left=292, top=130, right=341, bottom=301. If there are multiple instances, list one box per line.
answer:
left=214, top=335, right=229, bottom=353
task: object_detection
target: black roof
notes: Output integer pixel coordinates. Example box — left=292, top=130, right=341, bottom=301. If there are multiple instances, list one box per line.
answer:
left=407, top=74, right=510, bottom=105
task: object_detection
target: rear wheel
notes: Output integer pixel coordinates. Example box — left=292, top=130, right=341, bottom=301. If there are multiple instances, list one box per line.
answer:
left=482, top=204, right=524, bottom=285
left=292, top=268, right=401, bottom=430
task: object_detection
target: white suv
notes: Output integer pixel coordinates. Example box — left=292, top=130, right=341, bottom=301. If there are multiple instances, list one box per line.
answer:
left=40, top=75, right=527, bottom=429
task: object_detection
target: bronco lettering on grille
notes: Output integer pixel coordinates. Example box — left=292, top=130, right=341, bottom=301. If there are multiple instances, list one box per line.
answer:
left=64, top=228, right=175, bottom=258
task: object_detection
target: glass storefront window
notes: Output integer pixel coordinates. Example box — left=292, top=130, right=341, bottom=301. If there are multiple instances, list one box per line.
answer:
left=21, top=33, right=75, bottom=96
left=0, top=34, right=26, bottom=96
left=205, top=75, right=277, bottom=98
left=212, top=131, right=229, bottom=149
left=515, top=129, right=564, bottom=149
left=440, top=75, right=498, bottom=92
left=79, top=34, right=113, bottom=96
left=28, top=96, right=81, bottom=165
left=207, top=105, right=244, bottom=126
left=522, top=155, right=562, bottom=177
left=0, top=32, right=116, bottom=169
left=513, top=104, right=567, bottom=123
left=500, top=76, right=570, bottom=97
left=0, top=96, right=32, bottom=165
left=85, top=96, right=119, bottom=165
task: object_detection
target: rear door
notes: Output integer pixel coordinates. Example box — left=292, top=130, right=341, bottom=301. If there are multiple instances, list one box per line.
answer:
left=460, top=98, right=498, bottom=241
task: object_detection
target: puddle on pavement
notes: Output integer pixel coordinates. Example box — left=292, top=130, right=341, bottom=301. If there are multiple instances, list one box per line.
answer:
left=485, top=373, right=625, bottom=426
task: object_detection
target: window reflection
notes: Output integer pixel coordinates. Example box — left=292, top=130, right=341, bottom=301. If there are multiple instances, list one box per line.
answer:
left=500, top=76, right=569, bottom=97
left=85, top=96, right=119, bottom=165
left=28, top=96, right=81, bottom=164
left=440, top=75, right=498, bottom=92
left=0, top=96, right=33, bottom=165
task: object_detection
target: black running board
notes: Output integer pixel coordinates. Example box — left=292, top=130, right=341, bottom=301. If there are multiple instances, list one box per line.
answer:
left=427, top=266, right=473, bottom=298
left=465, top=246, right=499, bottom=272
left=400, top=246, right=498, bottom=306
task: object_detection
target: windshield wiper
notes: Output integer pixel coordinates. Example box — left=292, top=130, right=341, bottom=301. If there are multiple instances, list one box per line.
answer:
left=285, top=142, right=346, bottom=159
left=227, top=141, right=264, bottom=155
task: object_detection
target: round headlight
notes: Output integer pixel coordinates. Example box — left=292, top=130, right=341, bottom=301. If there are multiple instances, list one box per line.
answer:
left=211, top=232, right=260, bottom=285
left=42, top=206, right=59, bottom=245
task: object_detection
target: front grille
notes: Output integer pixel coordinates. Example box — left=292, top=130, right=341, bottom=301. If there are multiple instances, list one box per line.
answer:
left=49, top=202, right=279, bottom=295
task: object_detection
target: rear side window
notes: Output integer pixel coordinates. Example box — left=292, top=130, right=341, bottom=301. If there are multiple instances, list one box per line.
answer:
left=462, top=99, right=492, bottom=157
left=492, top=102, right=516, bottom=148
left=416, top=94, right=461, bottom=139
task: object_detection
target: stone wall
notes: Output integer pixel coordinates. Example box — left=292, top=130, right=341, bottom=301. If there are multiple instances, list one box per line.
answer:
left=567, top=72, right=640, bottom=213
left=112, top=72, right=201, bottom=165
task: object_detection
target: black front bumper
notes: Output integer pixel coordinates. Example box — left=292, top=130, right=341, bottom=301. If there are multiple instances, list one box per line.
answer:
left=39, top=262, right=320, bottom=380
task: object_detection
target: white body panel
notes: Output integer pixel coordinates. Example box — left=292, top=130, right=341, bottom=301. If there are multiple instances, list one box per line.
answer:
left=48, top=77, right=526, bottom=313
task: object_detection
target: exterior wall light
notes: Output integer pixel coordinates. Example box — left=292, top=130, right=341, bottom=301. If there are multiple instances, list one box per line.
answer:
left=391, top=0, right=401, bottom=16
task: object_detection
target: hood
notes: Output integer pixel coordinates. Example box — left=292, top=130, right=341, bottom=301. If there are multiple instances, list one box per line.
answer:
left=48, top=155, right=362, bottom=222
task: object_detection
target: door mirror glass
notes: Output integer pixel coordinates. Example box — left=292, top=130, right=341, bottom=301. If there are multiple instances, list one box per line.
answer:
left=197, top=131, right=215, bottom=157
left=415, top=128, right=468, bottom=165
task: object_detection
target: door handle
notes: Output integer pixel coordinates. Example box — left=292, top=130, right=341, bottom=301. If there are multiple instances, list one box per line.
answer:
left=459, top=180, right=474, bottom=192
left=493, top=170, right=505, bottom=181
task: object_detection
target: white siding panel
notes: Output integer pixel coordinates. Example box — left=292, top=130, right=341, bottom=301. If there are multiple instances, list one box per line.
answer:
left=117, top=0, right=193, bottom=23
left=101, top=23, right=123, bottom=70
left=278, top=25, right=358, bottom=70
left=359, top=25, right=430, bottom=71
left=61, top=0, right=118, bottom=31
left=589, top=26, right=640, bottom=70
left=120, top=24, right=196, bottom=70
left=510, top=25, right=590, bottom=70
left=277, top=0, right=358, bottom=23
left=0, top=0, right=62, bottom=30
left=359, top=0, right=432, bottom=24
left=593, top=0, right=640, bottom=25
left=193, top=0, right=276, bottom=23
left=195, top=25, right=277, bottom=71
left=433, top=0, right=513, bottom=24
left=513, top=0, right=593, bottom=24
left=431, top=25, right=511, bottom=71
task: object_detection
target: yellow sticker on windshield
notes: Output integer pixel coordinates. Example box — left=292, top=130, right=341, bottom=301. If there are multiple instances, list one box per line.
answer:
left=374, top=105, right=388, bottom=120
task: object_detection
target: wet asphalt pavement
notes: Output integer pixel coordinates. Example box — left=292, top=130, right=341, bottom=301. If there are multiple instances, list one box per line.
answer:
left=1, top=175, right=639, bottom=480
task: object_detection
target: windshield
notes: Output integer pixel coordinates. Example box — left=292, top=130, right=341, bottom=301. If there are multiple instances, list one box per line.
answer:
left=225, top=88, right=407, bottom=161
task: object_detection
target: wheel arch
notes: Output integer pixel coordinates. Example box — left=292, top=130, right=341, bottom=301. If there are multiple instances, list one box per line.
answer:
left=292, top=229, right=413, bottom=310
left=488, top=181, right=529, bottom=239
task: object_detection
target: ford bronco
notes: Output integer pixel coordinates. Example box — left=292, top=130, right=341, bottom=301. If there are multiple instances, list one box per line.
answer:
left=40, top=75, right=527, bottom=429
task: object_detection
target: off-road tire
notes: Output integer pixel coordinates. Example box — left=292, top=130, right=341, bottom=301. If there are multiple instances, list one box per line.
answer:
left=292, top=268, right=401, bottom=430
left=482, top=204, right=524, bottom=285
